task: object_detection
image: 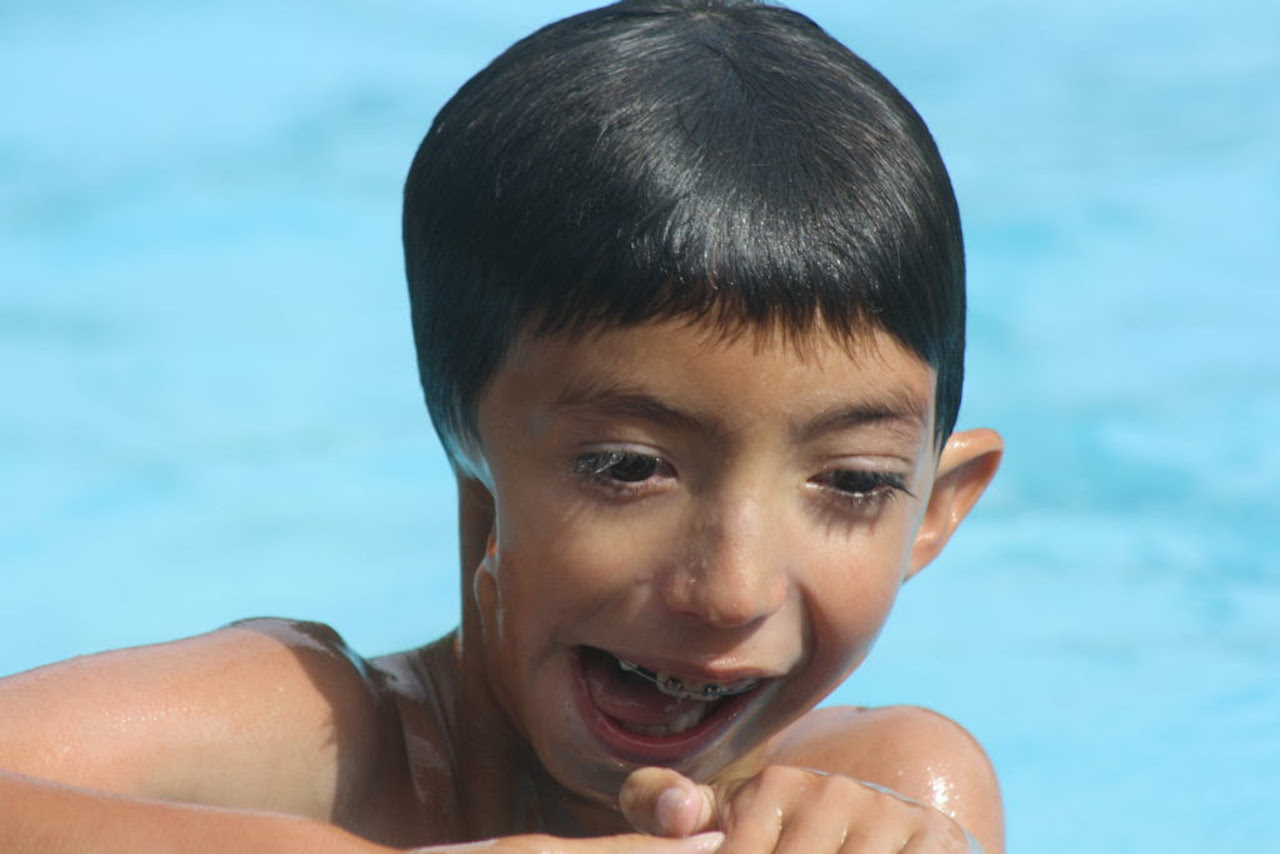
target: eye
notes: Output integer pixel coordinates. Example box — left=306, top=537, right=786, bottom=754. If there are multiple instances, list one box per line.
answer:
left=813, top=469, right=913, bottom=508
left=568, top=448, right=670, bottom=501
left=824, top=470, right=903, bottom=495
left=576, top=450, right=660, bottom=482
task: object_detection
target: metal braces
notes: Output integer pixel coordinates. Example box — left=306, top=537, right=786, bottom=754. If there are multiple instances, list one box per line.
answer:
left=617, top=659, right=756, bottom=701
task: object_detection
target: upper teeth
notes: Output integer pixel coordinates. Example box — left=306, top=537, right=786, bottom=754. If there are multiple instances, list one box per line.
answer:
left=617, top=657, right=760, bottom=701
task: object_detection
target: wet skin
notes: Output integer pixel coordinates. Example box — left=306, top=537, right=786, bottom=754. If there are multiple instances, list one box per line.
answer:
left=0, top=318, right=1005, bottom=852
left=444, top=318, right=1004, bottom=842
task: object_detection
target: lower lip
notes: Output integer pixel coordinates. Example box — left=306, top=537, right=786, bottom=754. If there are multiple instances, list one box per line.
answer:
left=571, top=647, right=757, bottom=766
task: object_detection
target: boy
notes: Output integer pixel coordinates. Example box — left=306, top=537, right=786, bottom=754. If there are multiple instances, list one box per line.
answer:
left=0, top=1, right=1005, bottom=851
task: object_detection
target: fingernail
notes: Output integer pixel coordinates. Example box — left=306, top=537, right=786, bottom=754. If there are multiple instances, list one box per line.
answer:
left=656, top=785, right=693, bottom=830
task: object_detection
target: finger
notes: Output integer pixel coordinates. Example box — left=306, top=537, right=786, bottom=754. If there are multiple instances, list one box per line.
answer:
left=765, top=776, right=877, bottom=854
left=624, top=831, right=724, bottom=854
left=772, top=813, right=853, bottom=854
left=620, top=767, right=716, bottom=838
left=710, top=766, right=835, bottom=854
left=898, top=815, right=978, bottom=854
left=471, top=830, right=726, bottom=853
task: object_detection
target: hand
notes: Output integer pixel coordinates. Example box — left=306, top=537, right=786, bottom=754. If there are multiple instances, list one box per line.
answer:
left=620, top=765, right=980, bottom=853
left=411, top=830, right=725, bottom=854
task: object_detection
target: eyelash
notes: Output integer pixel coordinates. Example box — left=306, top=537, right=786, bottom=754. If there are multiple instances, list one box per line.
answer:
left=812, top=470, right=913, bottom=512
left=572, top=449, right=671, bottom=497
left=573, top=450, right=912, bottom=515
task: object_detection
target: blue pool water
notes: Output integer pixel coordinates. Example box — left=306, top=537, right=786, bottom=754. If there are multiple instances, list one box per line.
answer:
left=2, top=2, right=1277, bottom=851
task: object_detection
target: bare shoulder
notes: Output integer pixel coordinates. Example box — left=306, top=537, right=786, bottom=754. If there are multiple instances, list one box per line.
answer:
left=0, top=618, right=405, bottom=827
left=768, top=704, right=1004, bottom=852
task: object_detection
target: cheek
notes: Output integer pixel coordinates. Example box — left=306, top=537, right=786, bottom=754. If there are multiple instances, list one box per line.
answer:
left=488, top=489, right=653, bottom=626
left=794, top=582, right=901, bottom=705
left=799, top=523, right=919, bottom=671
left=818, top=574, right=899, bottom=648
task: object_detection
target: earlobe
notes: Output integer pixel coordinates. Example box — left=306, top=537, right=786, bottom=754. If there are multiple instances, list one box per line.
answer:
left=907, top=428, right=1003, bottom=578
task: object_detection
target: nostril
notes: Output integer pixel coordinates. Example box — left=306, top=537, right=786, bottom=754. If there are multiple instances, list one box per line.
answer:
left=664, top=569, right=787, bottom=630
left=661, top=513, right=789, bottom=627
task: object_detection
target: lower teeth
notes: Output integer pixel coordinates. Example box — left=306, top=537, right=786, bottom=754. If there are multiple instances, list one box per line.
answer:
left=605, top=654, right=762, bottom=737
left=621, top=703, right=710, bottom=737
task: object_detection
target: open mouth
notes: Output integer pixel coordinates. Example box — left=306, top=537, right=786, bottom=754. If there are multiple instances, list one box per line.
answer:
left=575, top=646, right=766, bottom=762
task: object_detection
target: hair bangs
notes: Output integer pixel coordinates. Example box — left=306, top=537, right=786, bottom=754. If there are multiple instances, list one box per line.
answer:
left=404, top=0, right=966, bottom=461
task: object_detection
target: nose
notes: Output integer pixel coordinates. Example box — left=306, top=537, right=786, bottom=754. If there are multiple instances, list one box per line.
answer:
left=659, top=493, right=790, bottom=629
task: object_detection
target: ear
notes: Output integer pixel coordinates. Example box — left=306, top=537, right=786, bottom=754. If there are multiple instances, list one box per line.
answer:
left=907, top=428, right=1003, bottom=579
left=457, top=474, right=501, bottom=647
left=457, top=474, right=496, bottom=577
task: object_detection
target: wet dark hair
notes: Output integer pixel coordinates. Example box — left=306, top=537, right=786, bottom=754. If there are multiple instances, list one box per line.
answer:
left=404, top=0, right=965, bottom=465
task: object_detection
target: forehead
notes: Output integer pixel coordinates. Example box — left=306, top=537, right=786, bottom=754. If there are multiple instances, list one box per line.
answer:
left=481, top=318, right=936, bottom=437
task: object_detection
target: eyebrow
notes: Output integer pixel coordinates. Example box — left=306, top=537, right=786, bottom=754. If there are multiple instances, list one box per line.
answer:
left=798, top=394, right=929, bottom=443
left=552, top=380, right=716, bottom=438
left=551, top=379, right=929, bottom=443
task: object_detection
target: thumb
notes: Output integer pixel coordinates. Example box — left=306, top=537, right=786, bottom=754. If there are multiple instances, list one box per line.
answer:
left=619, top=767, right=717, bottom=838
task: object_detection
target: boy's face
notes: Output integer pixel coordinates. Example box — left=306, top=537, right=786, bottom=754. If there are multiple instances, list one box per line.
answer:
left=469, top=318, right=991, bottom=803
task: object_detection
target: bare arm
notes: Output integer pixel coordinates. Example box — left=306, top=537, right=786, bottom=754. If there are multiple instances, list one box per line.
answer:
left=769, top=704, right=1005, bottom=853
left=0, top=619, right=406, bottom=850
left=0, top=770, right=393, bottom=854
left=619, top=704, right=1004, bottom=854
